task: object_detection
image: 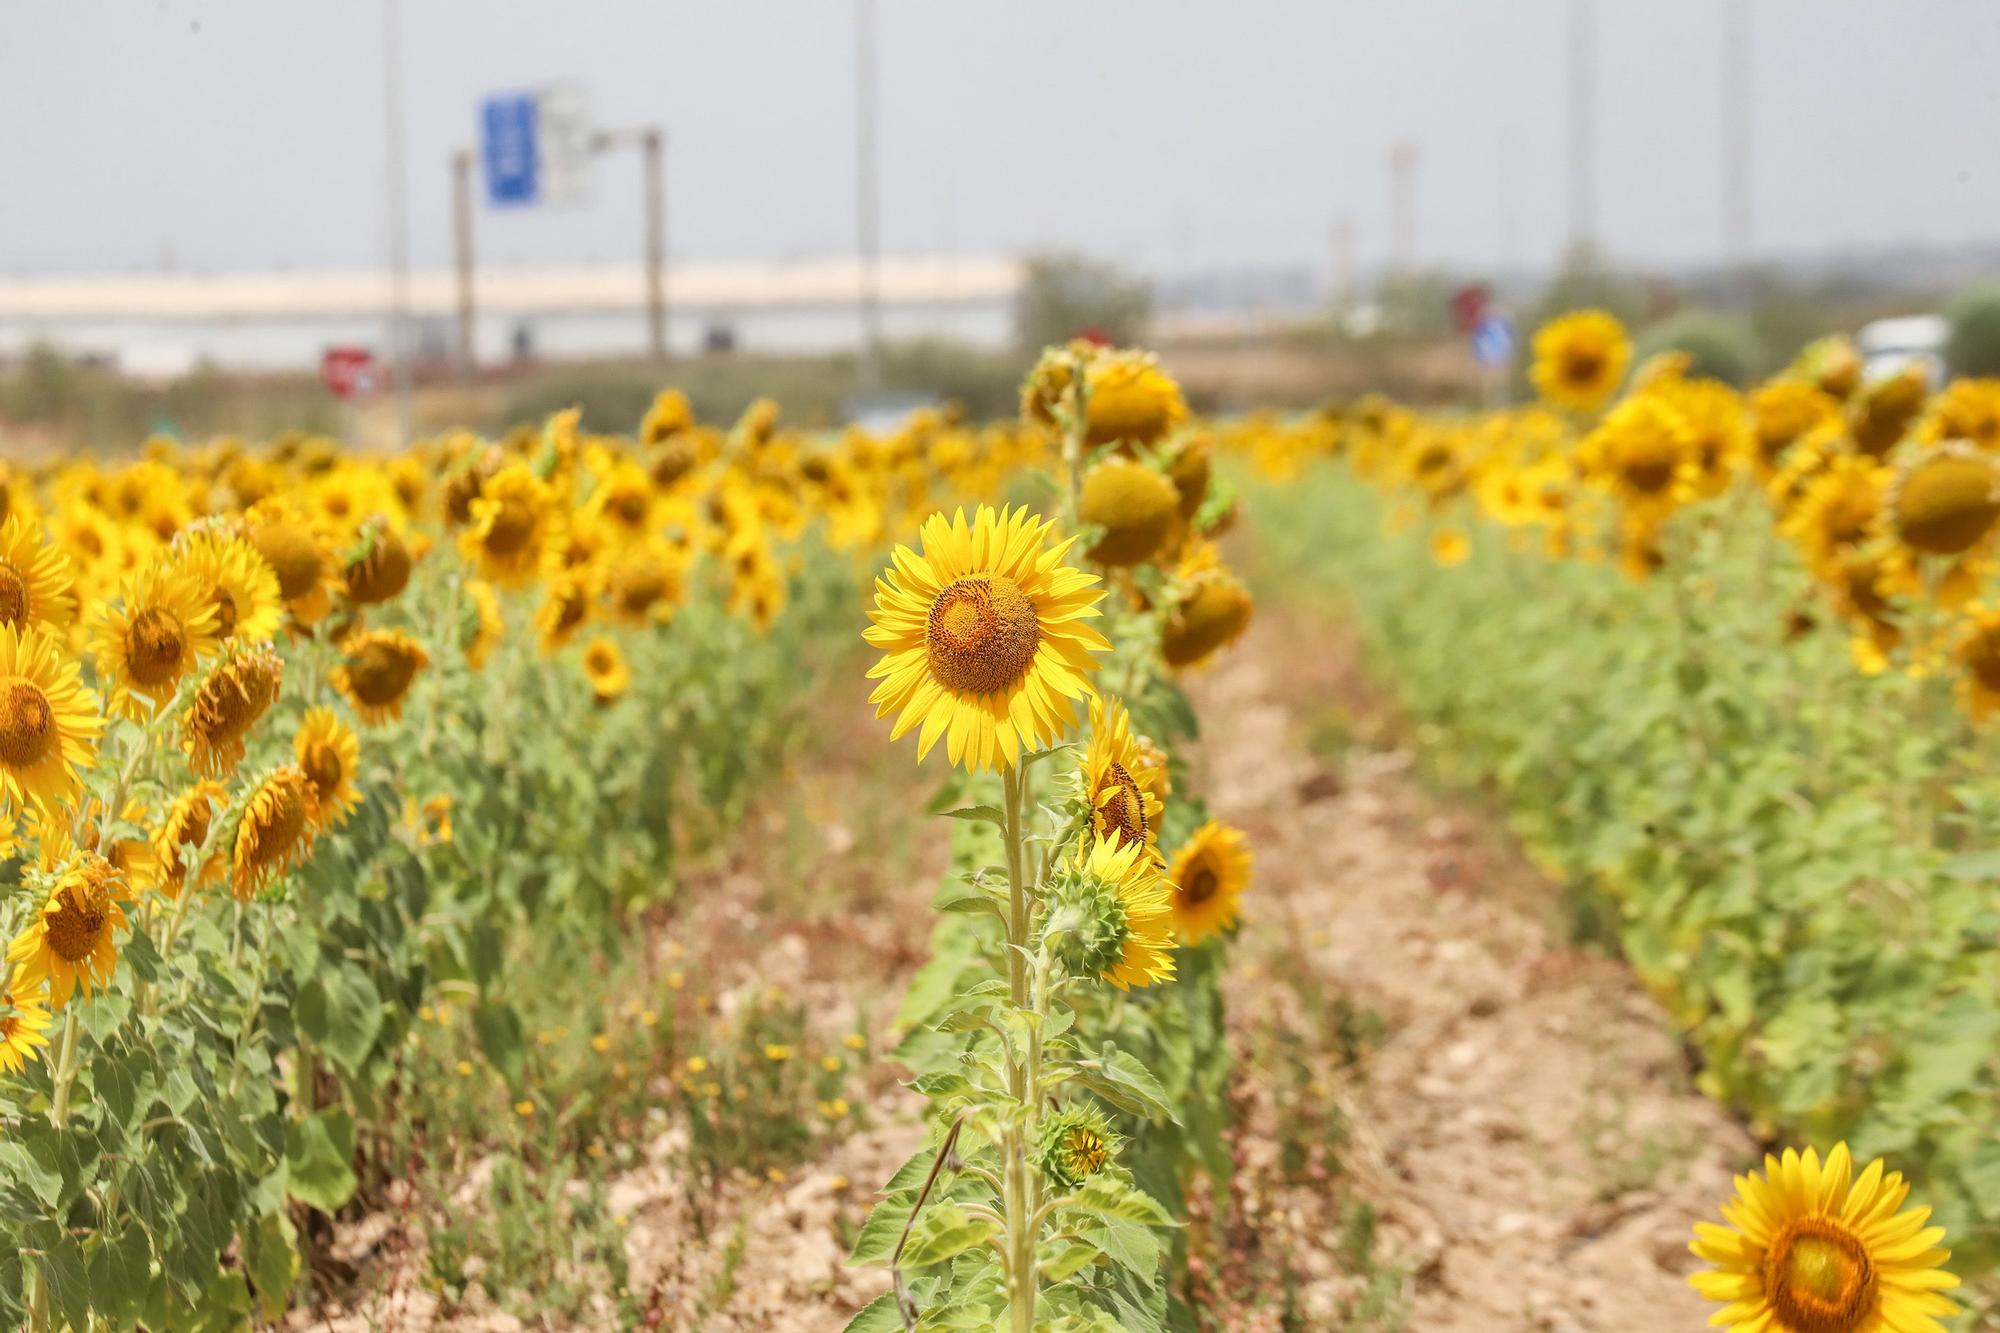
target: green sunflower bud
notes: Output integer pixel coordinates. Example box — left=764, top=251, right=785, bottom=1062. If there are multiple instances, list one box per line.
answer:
left=1036, top=1105, right=1120, bottom=1190
left=1040, top=855, right=1131, bottom=983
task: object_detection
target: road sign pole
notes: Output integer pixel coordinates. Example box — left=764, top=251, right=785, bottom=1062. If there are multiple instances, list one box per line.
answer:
left=642, top=128, right=667, bottom=365
left=451, top=148, right=476, bottom=376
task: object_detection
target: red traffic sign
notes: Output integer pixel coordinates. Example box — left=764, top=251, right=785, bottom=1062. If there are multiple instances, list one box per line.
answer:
left=1450, top=283, right=1491, bottom=334
left=320, top=345, right=384, bottom=401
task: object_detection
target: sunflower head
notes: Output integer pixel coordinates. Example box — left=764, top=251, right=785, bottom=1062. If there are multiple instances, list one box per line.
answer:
left=246, top=499, right=335, bottom=616
left=462, top=579, right=505, bottom=670
left=295, top=707, right=362, bottom=831
left=91, top=557, right=220, bottom=719
left=1035, top=1104, right=1121, bottom=1190
left=152, top=780, right=227, bottom=897
left=863, top=505, right=1109, bottom=772
left=1080, top=696, right=1163, bottom=855
left=1689, top=1143, right=1958, bottom=1333
left=0, top=622, right=104, bottom=814
left=332, top=630, right=429, bottom=725
left=1889, top=442, right=2000, bottom=558
left=1167, top=820, right=1252, bottom=945
left=341, top=519, right=415, bottom=606
left=1161, top=544, right=1253, bottom=671
left=581, top=635, right=632, bottom=705
left=6, top=850, right=129, bottom=1009
left=172, top=526, right=283, bottom=646
left=0, top=511, right=78, bottom=638
left=1851, top=365, right=1930, bottom=457
left=180, top=644, right=283, bottom=778
left=640, top=388, right=696, bottom=445
left=1079, top=459, right=1180, bottom=567
left=0, top=980, right=53, bottom=1075
left=1529, top=310, right=1631, bottom=413
left=1047, top=836, right=1176, bottom=991
left=232, top=765, right=317, bottom=901
left=1083, top=349, right=1189, bottom=449
left=460, top=463, right=554, bottom=586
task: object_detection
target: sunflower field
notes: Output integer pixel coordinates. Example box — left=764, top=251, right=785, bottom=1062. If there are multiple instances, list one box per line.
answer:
left=1, top=315, right=1992, bottom=1332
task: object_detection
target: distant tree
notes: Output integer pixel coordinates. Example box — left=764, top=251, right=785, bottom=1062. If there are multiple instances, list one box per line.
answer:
left=1945, top=283, right=2000, bottom=377
left=1634, top=310, right=1765, bottom=386
left=1014, top=253, right=1151, bottom=353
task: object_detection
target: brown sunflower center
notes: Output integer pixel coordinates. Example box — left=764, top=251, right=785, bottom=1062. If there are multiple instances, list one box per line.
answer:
left=1969, top=632, right=2000, bottom=693
left=610, top=489, right=648, bottom=525
left=0, top=679, right=56, bottom=768
left=1896, top=454, right=2000, bottom=556
left=1562, top=348, right=1604, bottom=386
left=482, top=499, right=538, bottom=557
left=252, top=523, right=325, bottom=600
left=174, top=799, right=214, bottom=851
left=347, top=641, right=420, bottom=706
left=1619, top=438, right=1680, bottom=496
left=925, top=575, right=1041, bottom=696
left=248, top=776, right=311, bottom=867
left=0, top=561, right=29, bottom=626
left=1181, top=865, right=1220, bottom=906
left=301, top=740, right=345, bottom=796
left=211, top=590, right=240, bottom=640
left=1094, top=763, right=1148, bottom=848
left=1764, top=1216, right=1875, bottom=1333
left=46, top=864, right=113, bottom=963
left=125, top=607, right=188, bottom=687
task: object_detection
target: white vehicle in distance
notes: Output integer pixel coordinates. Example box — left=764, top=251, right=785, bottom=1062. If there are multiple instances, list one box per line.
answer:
left=1856, top=314, right=1947, bottom=388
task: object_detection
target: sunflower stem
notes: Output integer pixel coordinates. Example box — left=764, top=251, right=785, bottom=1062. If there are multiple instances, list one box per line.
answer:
left=999, top=761, right=1040, bottom=1333
left=48, top=1003, right=81, bottom=1128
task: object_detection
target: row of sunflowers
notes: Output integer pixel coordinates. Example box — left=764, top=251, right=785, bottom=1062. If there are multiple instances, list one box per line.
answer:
left=1232, top=310, right=1984, bottom=1330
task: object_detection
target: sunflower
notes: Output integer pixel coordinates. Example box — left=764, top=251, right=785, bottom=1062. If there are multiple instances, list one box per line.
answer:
left=1075, top=836, right=1175, bottom=990
left=1784, top=456, right=1890, bottom=578
left=463, top=579, right=504, bottom=670
left=1887, top=442, right=2000, bottom=559
left=1582, top=395, right=1696, bottom=518
left=1165, top=434, right=1213, bottom=520
left=341, top=519, right=415, bottom=606
left=151, top=780, right=226, bottom=897
left=537, top=570, right=597, bottom=653
left=1079, top=696, right=1164, bottom=856
left=181, top=645, right=283, bottom=778
left=0, top=979, right=52, bottom=1075
left=7, top=850, right=129, bottom=1008
left=91, top=559, right=220, bottom=719
left=1166, top=820, right=1252, bottom=945
left=331, top=630, right=429, bottom=725
left=581, top=635, right=631, bottom=705
left=245, top=498, right=336, bottom=624
left=602, top=540, right=682, bottom=626
left=294, top=707, right=362, bottom=831
left=232, top=765, right=316, bottom=900
left=0, top=511, right=78, bottom=638
left=0, top=623, right=104, bottom=814
left=1925, top=378, right=2000, bottom=450
left=1654, top=378, right=1752, bottom=498
left=1079, top=459, right=1180, bottom=567
left=1689, top=1142, right=1958, bottom=1333
left=1161, top=542, right=1254, bottom=670
left=460, top=463, right=554, bottom=586
left=1084, top=349, right=1189, bottom=448
left=1750, top=379, right=1840, bottom=473
left=863, top=505, right=1109, bottom=772
left=1430, top=528, right=1471, bottom=566
left=640, top=388, right=695, bottom=445
left=1529, top=310, right=1631, bottom=413
left=172, top=527, right=283, bottom=646
left=1952, top=605, right=2000, bottom=721
left=1851, top=365, right=1929, bottom=458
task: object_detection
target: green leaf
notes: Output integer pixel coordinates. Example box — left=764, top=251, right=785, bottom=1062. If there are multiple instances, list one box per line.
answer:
left=1081, top=1217, right=1162, bottom=1276
left=285, top=1107, right=357, bottom=1212
left=1068, top=1045, right=1178, bottom=1123
left=939, top=805, right=1005, bottom=827
left=849, top=1193, right=915, bottom=1266
left=472, top=1000, right=526, bottom=1089
left=468, top=919, right=505, bottom=991
left=842, top=1291, right=908, bottom=1333
left=245, top=1209, right=300, bottom=1318
left=1938, top=849, right=2000, bottom=880
left=1065, top=1175, right=1175, bottom=1228
left=898, top=1201, right=998, bottom=1269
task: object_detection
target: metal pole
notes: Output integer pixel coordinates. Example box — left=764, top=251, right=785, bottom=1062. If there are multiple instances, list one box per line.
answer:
left=642, top=128, right=668, bottom=364
left=1330, top=216, right=1354, bottom=316
left=451, top=148, right=475, bottom=375
left=854, top=0, right=883, bottom=391
left=1722, top=0, right=1752, bottom=280
left=1388, top=141, right=1416, bottom=279
left=1568, top=0, right=1598, bottom=265
left=382, top=0, right=414, bottom=444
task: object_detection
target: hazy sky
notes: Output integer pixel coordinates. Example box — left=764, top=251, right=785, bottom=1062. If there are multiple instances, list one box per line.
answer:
left=5, top=1, right=1998, bottom=281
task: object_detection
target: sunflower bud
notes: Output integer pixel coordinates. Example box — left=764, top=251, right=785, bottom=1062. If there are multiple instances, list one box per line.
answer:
left=1035, top=1105, right=1120, bottom=1190
left=1040, top=854, right=1132, bottom=984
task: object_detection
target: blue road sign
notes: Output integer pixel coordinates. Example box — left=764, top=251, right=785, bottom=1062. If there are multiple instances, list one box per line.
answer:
left=481, top=93, right=540, bottom=206
left=1471, top=312, right=1517, bottom=368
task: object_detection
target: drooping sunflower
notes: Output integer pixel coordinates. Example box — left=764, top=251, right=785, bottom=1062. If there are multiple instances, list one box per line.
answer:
left=294, top=707, right=362, bottom=831
left=581, top=635, right=631, bottom=705
left=0, top=511, right=78, bottom=638
left=1689, top=1142, right=1958, bottom=1333
left=151, top=780, right=227, bottom=897
left=1887, top=442, right=2000, bottom=560
left=7, top=849, right=129, bottom=1008
left=171, top=526, right=283, bottom=647
left=0, top=979, right=53, bottom=1075
left=462, top=579, right=504, bottom=670
left=331, top=630, right=429, bottom=725
left=863, top=505, right=1109, bottom=772
left=1079, top=458, right=1180, bottom=567
left=536, top=570, right=597, bottom=654
left=340, top=518, right=415, bottom=606
left=1851, top=365, right=1930, bottom=457
left=1079, top=696, right=1163, bottom=855
left=1166, top=819, right=1253, bottom=945
left=1083, top=349, right=1189, bottom=449
left=1076, top=835, right=1176, bottom=990
left=245, top=498, right=336, bottom=625
left=459, top=463, right=554, bottom=587
left=181, top=645, right=283, bottom=778
left=1529, top=310, right=1631, bottom=414
left=0, top=623, right=104, bottom=814
left=1924, top=377, right=2000, bottom=450
left=639, top=387, right=695, bottom=445
left=232, top=765, right=316, bottom=900
left=1952, top=605, right=2000, bottom=722
left=91, top=558, right=220, bottom=720
left=1161, top=541, right=1254, bottom=670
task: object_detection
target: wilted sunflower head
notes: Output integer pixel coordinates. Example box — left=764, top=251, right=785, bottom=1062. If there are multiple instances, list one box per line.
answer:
left=152, top=780, right=227, bottom=897
left=245, top=499, right=334, bottom=611
left=1079, top=458, right=1179, bottom=567
left=182, top=645, right=283, bottom=778
left=231, top=765, right=316, bottom=901
left=1019, top=339, right=1099, bottom=430
left=1082, top=349, right=1189, bottom=449
left=1889, top=443, right=2000, bottom=558
left=1529, top=310, right=1631, bottom=413
left=1850, top=365, right=1930, bottom=457
left=331, top=630, right=429, bottom=725
left=1161, top=543, right=1253, bottom=671
left=341, top=519, right=415, bottom=606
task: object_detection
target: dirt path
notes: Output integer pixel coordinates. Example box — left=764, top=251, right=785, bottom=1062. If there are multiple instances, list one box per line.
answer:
left=1185, top=612, right=1754, bottom=1331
